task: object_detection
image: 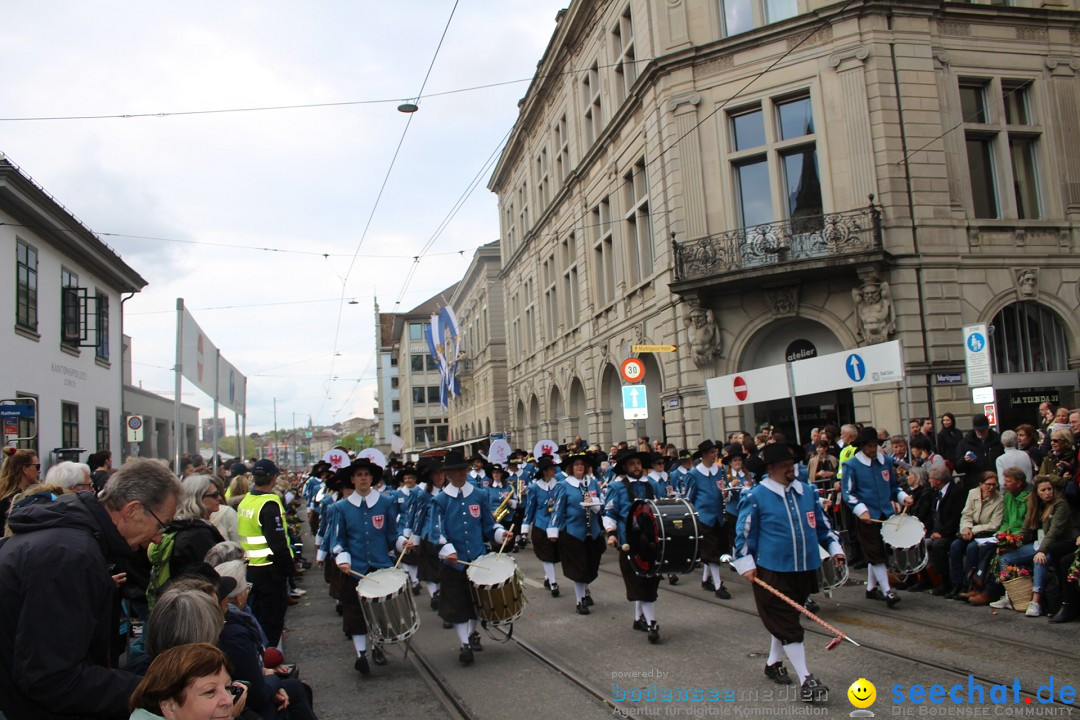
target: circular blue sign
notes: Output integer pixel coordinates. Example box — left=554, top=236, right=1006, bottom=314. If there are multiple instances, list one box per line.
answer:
left=966, top=333, right=986, bottom=353
left=845, top=353, right=866, bottom=383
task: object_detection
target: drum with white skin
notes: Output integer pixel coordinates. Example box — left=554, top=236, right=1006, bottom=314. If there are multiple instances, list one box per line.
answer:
left=357, top=567, right=420, bottom=644
left=467, top=553, right=526, bottom=626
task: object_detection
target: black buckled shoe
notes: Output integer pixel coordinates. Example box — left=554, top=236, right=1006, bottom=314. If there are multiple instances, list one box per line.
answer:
left=800, top=675, right=829, bottom=703
left=371, top=645, right=387, bottom=666
left=668, top=573, right=679, bottom=585
left=702, top=578, right=715, bottom=591
left=764, top=661, right=793, bottom=686
left=865, top=588, right=885, bottom=602
left=442, top=621, right=453, bottom=629
left=354, top=653, right=370, bottom=675
left=469, top=631, right=483, bottom=652
left=576, top=600, right=590, bottom=615
left=458, top=645, right=474, bottom=666
left=550, top=582, right=560, bottom=598
left=885, top=589, right=901, bottom=608
left=714, top=584, right=731, bottom=600
left=543, top=579, right=551, bottom=590
left=647, top=622, right=660, bottom=644
left=804, top=597, right=819, bottom=613
left=584, top=592, right=594, bottom=607
left=430, top=591, right=440, bottom=611
left=411, top=583, right=421, bottom=596
left=632, top=615, right=647, bottom=632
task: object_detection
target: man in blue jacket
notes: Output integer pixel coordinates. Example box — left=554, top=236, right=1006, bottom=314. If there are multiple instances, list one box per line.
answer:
left=842, top=427, right=913, bottom=607
left=734, top=443, right=844, bottom=703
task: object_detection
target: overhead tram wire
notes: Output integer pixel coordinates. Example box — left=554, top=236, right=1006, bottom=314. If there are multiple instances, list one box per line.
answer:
left=317, top=0, right=461, bottom=425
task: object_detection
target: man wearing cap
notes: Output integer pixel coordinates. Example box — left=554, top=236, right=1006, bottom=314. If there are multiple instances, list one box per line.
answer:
left=327, top=459, right=399, bottom=675
left=423, top=450, right=512, bottom=665
left=954, top=413, right=1004, bottom=491
left=734, top=442, right=844, bottom=703
left=238, top=459, right=294, bottom=647
left=841, top=427, right=914, bottom=608
left=603, top=449, right=664, bottom=642
left=685, top=440, right=732, bottom=600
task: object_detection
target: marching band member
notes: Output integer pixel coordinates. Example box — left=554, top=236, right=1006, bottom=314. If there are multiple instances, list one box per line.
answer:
left=647, top=453, right=673, bottom=497
left=668, top=450, right=694, bottom=496
left=603, top=449, right=663, bottom=643
left=303, top=462, right=327, bottom=537
left=685, top=440, right=732, bottom=600
left=389, top=466, right=421, bottom=594
left=422, top=451, right=512, bottom=665
left=402, top=460, right=446, bottom=613
left=487, top=464, right=514, bottom=532
left=522, top=456, right=562, bottom=596
left=315, top=468, right=352, bottom=616
left=734, top=443, right=845, bottom=702
left=467, top=455, right=490, bottom=488
left=842, top=427, right=913, bottom=608
left=549, top=453, right=605, bottom=614
left=329, top=459, right=400, bottom=675
left=722, top=444, right=752, bottom=571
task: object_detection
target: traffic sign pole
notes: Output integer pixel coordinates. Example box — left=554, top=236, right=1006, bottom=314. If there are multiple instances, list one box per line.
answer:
left=786, top=362, right=801, bottom=446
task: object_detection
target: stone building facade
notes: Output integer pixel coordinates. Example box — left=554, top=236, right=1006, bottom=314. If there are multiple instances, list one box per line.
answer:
left=489, top=0, right=1080, bottom=450
left=447, top=241, right=511, bottom=442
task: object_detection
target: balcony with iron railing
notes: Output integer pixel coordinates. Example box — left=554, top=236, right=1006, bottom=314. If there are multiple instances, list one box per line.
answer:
left=671, top=197, right=884, bottom=293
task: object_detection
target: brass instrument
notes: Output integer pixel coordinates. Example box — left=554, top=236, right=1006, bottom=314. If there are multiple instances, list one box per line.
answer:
left=496, top=478, right=524, bottom=522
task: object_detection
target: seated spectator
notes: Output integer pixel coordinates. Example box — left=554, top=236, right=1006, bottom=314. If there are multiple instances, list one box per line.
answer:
left=968, top=467, right=1030, bottom=606
left=147, top=474, right=227, bottom=611
left=988, top=477, right=1072, bottom=616
left=215, top=560, right=317, bottom=720
left=129, top=642, right=246, bottom=720
left=889, top=435, right=909, bottom=464
left=949, top=471, right=1003, bottom=600
left=996, top=430, right=1035, bottom=489
left=0, top=459, right=180, bottom=719
left=922, top=466, right=965, bottom=595
left=906, top=467, right=935, bottom=531
left=910, top=434, right=946, bottom=473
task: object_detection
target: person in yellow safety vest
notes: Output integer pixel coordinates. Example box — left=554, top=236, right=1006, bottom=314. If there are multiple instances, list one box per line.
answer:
left=237, top=459, right=294, bottom=647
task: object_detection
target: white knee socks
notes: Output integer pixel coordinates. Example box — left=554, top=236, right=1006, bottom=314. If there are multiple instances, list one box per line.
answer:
left=870, top=563, right=891, bottom=593
left=640, top=601, right=656, bottom=624
left=573, top=582, right=588, bottom=603
left=634, top=600, right=643, bottom=620
left=352, top=634, right=367, bottom=655
left=768, top=635, right=784, bottom=665
left=455, top=622, right=471, bottom=645
left=708, top=563, right=724, bottom=588
left=783, top=641, right=810, bottom=684
left=542, top=562, right=557, bottom=584
left=425, top=581, right=439, bottom=597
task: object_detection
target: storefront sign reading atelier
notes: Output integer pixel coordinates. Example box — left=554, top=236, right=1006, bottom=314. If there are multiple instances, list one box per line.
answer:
left=785, top=339, right=817, bottom=363
left=51, top=363, right=87, bottom=388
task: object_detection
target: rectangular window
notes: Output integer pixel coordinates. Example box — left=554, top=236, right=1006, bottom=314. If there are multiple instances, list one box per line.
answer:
left=583, top=61, right=602, bottom=146
left=408, top=322, right=423, bottom=341
left=722, top=0, right=797, bottom=36
left=966, top=137, right=998, bottom=219
left=61, top=268, right=80, bottom=348
left=612, top=6, right=636, bottom=106
left=561, top=233, right=579, bottom=328
left=391, top=377, right=399, bottom=389
left=95, top=408, right=110, bottom=451
left=735, top=159, right=773, bottom=227
left=391, top=399, right=400, bottom=412
left=95, top=291, right=110, bottom=361
left=959, top=82, right=989, bottom=124
left=1009, top=137, right=1040, bottom=219
left=781, top=146, right=823, bottom=229
left=518, top=181, right=530, bottom=235
left=511, top=291, right=521, bottom=359
left=16, top=239, right=38, bottom=331
left=524, top=279, right=535, bottom=354
left=624, top=157, right=653, bottom=285
left=412, top=386, right=427, bottom=404
left=536, top=147, right=550, bottom=211
left=411, top=354, right=425, bottom=372
left=542, top=253, right=558, bottom=340
left=592, top=197, right=616, bottom=307
left=16, top=393, right=38, bottom=454
left=62, top=401, right=79, bottom=448
left=427, top=386, right=441, bottom=404
left=504, top=202, right=516, bottom=256
left=554, top=114, right=570, bottom=184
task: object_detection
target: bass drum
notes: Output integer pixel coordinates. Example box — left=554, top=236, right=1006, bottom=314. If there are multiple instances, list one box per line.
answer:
left=357, top=567, right=419, bottom=645
left=626, top=498, right=701, bottom=578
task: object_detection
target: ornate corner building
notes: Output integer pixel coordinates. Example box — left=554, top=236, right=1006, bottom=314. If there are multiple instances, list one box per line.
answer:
left=480, top=0, right=1080, bottom=450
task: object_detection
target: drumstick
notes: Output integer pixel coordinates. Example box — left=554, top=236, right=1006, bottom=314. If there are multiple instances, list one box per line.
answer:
left=496, top=521, right=517, bottom=558
left=718, top=554, right=860, bottom=649
left=344, top=568, right=370, bottom=580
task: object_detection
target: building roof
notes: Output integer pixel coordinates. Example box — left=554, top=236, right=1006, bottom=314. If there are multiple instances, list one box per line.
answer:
left=0, top=154, right=148, bottom=293
left=391, top=282, right=460, bottom=340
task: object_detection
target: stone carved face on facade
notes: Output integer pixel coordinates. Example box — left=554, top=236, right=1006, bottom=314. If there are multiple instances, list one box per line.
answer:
left=1017, top=269, right=1038, bottom=298
left=852, top=277, right=895, bottom=345
left=684, top=301, right=722, bottom=367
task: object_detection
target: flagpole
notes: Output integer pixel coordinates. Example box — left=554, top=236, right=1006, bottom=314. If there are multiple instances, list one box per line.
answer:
left=174, top=298, right=184, bottom=476
left=213, top=349, right=221, bottom=477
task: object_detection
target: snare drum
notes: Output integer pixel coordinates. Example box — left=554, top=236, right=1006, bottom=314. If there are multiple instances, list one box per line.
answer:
left=888, top=539, right=929, bottom=577
left=467, top=553, right=526, bottom=626
left=357, top=568, right=419, bottom=644
left=627, top=498, right=701, bottom=577
left=815, top=545, right=849, bottom=597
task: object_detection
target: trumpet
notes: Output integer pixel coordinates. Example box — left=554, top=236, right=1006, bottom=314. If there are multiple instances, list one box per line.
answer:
left=496, top=478, right=525, bottom=522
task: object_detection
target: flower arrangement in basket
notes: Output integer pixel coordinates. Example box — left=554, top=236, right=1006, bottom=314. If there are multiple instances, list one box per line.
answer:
left=995, top=531, right=1023, bottom=553
left=999, top=565, right=1033, bottom=611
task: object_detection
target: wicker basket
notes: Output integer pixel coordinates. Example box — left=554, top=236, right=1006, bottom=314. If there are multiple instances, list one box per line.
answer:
left=1003, top=576, right=1034, bottom=612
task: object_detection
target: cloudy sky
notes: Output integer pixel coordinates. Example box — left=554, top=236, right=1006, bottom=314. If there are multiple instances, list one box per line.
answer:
left=3, top=1, right=565, bottom=434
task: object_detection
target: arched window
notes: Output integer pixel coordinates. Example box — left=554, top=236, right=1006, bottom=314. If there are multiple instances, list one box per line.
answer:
left=990, top=301, right=1068, bottom=374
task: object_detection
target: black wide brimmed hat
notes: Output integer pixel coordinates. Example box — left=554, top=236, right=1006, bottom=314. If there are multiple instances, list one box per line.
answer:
left=350, top=457, right=383, bottom=483
left=612, top=448, right=651, bottom=475
left=855, top=427, right=880, bottom=448
left=441, top=450, right=470, bottom=471
left=760, top=443, right=800, bottom=466
left=535, top=455, right=557, bottom=474
left=722, top=444, right=746, bottom=464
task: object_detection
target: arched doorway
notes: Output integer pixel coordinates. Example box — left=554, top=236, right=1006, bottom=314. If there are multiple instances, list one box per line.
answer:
left=515, top=400, right=526, bottom=439
left=990, top=301, right=1075, bottom=430
left=528, top=395, right=541, bottom=445
left=568, top=378, right=587, bottom=442
left=739, top=318, right=853, bottom=442
left=549, top=385, right=564, bottom=441
left=599, top=364, right=621, bottom=446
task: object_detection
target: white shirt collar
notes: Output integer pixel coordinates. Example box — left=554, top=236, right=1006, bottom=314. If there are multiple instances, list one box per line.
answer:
left=695, top=462, right=720, bottom=476
left=761, top=478, right=805, bottom=498
left=567, top=476, right=592, bottom=488
left=399, top=486, right=412, bottom=496
left=348, top=489, right=381, bottom=508
left=442, top=482, right=474, bottom=499
left=854, top=450, right=887, bottom=466
left=535, top=477, right=556, bottom=491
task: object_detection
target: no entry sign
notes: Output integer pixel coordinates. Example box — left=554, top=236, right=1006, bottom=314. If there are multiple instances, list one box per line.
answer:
left=733, top=376, right=748, bottom=401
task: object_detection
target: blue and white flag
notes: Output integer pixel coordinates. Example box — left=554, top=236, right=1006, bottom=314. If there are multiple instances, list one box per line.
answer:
left=425, top=305, right=461, bottom=410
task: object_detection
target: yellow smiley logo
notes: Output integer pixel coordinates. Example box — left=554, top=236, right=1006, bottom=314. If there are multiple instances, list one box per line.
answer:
left=848, top=678, right=876, bottom=708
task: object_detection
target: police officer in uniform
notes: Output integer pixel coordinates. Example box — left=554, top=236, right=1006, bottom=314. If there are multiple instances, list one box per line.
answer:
left=733, top=443, right=845, bottom=703
left=237, top=459, right=293, bottom=647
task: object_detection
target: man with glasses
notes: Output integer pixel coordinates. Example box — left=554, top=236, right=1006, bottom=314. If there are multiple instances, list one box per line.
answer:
left=0, top=458, right=180, bottom=720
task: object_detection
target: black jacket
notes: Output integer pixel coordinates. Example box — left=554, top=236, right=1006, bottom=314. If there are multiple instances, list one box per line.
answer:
left=0, top=492, right=140, bottom=720
left=936, top=427, right=964, bottom=466
left=953, top=429, right=1004, bottom=490
left=929, top=480, right=966, bottom=540
left=166, top=518, right=224, bottom=579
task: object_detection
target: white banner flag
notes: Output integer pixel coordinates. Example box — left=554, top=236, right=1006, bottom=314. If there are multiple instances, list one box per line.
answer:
left=180, top=307, right=218, bottom=398
left=217, top=356, right=247, bottom=414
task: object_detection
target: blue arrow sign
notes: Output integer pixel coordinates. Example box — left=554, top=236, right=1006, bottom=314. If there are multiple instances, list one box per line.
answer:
left=622, top=384, right=648, bottom=419
left=845, top=353, right=866, bottom=383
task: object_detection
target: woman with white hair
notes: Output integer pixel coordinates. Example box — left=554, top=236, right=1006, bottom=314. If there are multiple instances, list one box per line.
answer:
left=146, top=474, right=225, bottom=610
left=44, top=461, right=93, bottom=493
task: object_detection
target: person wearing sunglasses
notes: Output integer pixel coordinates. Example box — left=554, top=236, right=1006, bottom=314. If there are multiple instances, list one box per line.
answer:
left=0, top=447, right=40, bottom=527
left=146, top=475, right=226, bottom=611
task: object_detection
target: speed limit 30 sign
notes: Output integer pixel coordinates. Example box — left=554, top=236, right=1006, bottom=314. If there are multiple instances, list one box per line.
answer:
left=620, top=358, right=645, bottom=383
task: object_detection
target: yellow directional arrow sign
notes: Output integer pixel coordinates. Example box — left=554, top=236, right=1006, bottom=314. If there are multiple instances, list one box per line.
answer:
left=632, top=344, right=677, bottom=353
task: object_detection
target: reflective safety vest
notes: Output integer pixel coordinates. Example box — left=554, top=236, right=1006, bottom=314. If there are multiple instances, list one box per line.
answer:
left=836, top=444, right=857, bottom=480
left=237, top=492, right=291, bottom=566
